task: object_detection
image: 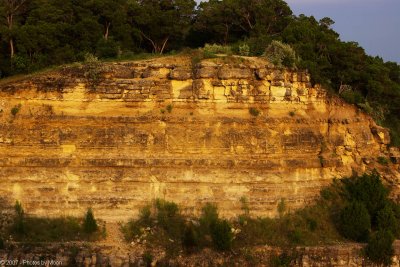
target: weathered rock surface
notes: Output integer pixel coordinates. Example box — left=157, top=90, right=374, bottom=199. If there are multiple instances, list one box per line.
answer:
left=1, top=241, right=400, bottom=266
left=0, top=56, right=398, bottom=221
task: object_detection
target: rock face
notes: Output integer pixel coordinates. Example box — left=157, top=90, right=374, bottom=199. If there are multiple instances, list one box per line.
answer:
left=1, top=241, right=400, bottom=267
left=0, top=56, right=398, bottom=221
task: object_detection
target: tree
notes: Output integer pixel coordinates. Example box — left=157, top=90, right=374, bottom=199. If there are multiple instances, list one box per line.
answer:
left=210, top=219, right=233, bottom=251
left=337, top=201, right=371, bottom=242
left=264, top=40, right=297, bottom=68
left=319, top=17, right=334, bottom=29
left=193, top=0, right=240, bottom=45
left=0, top=0, right=28, bottom=59
left=83, top=208, right=98, bottom=234
left=130, top=0, right=196, bottom=54
left=88, top=0, right=127, bottom=40
left=342, top=171, right=389, bottom=224
left=365, top=230, right=395, bottom=266
left=376, top=204, right=400, bottom=236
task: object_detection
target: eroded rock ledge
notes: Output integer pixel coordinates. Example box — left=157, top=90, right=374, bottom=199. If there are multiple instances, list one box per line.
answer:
left=0, top=56, right=398, bottom=221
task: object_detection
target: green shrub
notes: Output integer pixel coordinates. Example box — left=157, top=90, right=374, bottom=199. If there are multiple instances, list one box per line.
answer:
left=289, top=111, right=295, bottom=117
left=155, top=199, right=178, bottom=224
left=277, top=198, right=286, bottom=218
left=155, top=199, right=184, bottom=239
left=287, top=228, right=304, bottom=244
left=11, top=54, right=30, bottom=73
left=249, top=107, right=260, bottom=117
left=203, top=43, right=232, bottom=55
left=182, top=223, right=199, bottom=251
left=139, top=205, right=152, bottom=226
left=142, top=251, right=153, bottom=267
left=377, top=156, right=389, bottom=166
left=365, top=230, right=395, bottom=266
left=338, top=201, right=371, bottom=242
left=11, top=104, right=21, bottom=116
left=199, top=203, right=219, bottom=232
left=340, top=90, right=364, bottom=105
left=13, top=217, right=82, bottom=242
left=0, top=237, right=4, bottom=249
left=121, top=205, right=154, bottom=241
left=270, top=252, right=295, bottom=267
left=376, top=204, right=399, bottom=236
left=13, top=201, right=25, bottom=235
left=264, top=40, right=297, bottom=68
left=342, top=171, right=389, bottom=222
left=166, top=104, right=173, bottom=113
left=83, top=208, right=98, bottom=234
left=210, top=219, right=233, bottom=251
left=83, top=53, right=104, bottom=89
left=239, top=43, right=250, bottom=56
left=96, top=38, right=119, bottom=59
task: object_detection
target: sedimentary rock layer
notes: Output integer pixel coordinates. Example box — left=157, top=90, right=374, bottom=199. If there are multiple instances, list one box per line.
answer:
left=0, top=56, right=398, bottom=221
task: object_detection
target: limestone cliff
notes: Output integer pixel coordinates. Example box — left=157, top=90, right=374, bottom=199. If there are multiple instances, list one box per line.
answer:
left=0, top=55, right=398, bottom=221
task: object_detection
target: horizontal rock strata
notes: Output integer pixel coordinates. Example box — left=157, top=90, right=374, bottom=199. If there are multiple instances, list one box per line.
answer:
left=0, top=56, right=398, bottom=221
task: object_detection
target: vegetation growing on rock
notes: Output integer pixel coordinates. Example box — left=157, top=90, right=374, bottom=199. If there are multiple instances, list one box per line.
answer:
left=120, top=172, right=400, bottom=265
left=0, top=0, right=398, bottom=145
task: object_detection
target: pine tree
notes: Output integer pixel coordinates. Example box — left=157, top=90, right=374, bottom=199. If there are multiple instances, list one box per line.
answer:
left=83, top=208, right=98, bottom=234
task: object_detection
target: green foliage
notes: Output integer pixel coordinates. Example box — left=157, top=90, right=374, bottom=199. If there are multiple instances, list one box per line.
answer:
left=365, top=230, right=395, bottom=266
left=11, top=104, right=21, bottom=116
left=377, top=156, right=389, bottom=166
left=270, top=252, right=295, bottom=267
left=287, top=228, right=304, bottom=244
left=121, top=205, right=154, bottom=241
left=13, top=201, right=25, bottom=235
left=199, top=203, right=219, bottom=232
left=11, top=55, right=30, bottom=73
left=288, top=111, right=295, bottom=117
left=264, top=40, right=297, bottom=68
left=0, top=0, right=398, bottom=145
left=0, top=236, right=3, bottom=249
left=122, top=199, right=185, bottom=256
left=201, top=43, right=231, bottom=58
left=342, top=171, right=389, bottom=222
left=210, top=219, right=233, bottom=251
left=277, top=198, right=286, bottom=218
left=182, top=223, right=199, bottom=251
left=13, top=217, right=82, bottom=242
left=249, top=107, right=260, bottom=117
left=166, top=104, right=173, bottom=113
left=83, top=208, right=98, bottom=234
left=240, top=196, right=250, bottom=216
left=8, top=201, right=98, bottom=242
left=142, top=251, right=153, bottom=267
left=340, top=90, right=364, bottom=105
left=83, top=53, right=104, bottom=89
left=333, top=170, right=400, bottom=258
left=96, top=38, right=119, bottom=59
left=238, top=43, right=250, bottom=56
left=337, top=201, right=371, bottom=242
left=155, top=199, right=184, bottom=240
left=203, top=44, right=232, bottom=55
left=376, top=204, right=400, bottom=236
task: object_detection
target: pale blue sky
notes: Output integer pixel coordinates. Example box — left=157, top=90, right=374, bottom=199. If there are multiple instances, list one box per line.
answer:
left=196, top=0, right=400, bottom=63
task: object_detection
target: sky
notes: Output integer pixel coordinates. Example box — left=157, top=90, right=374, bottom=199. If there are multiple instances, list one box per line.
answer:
left=196, top=0, right=400, bottom=63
